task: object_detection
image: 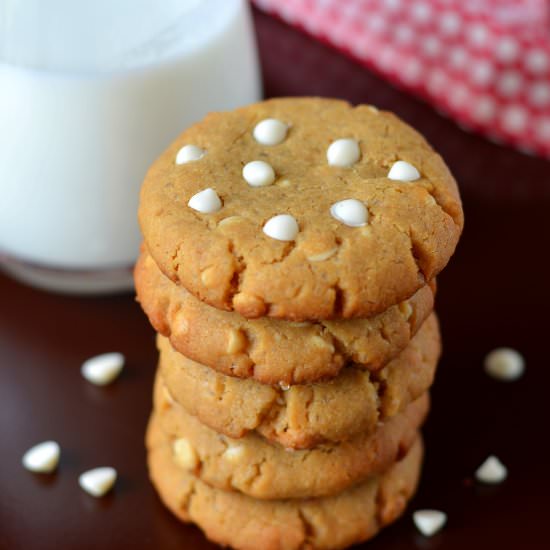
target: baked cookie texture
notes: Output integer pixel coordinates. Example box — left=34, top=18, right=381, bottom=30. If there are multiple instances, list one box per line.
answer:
left=136, top=250, right=436, bottom=384
left=139, top=97, right=463, bottom=321
left=147, top=417, right=424, bottom=550
left=154, top=373, right=428, bottom=499
left=157, top=313, right=440, bottom=449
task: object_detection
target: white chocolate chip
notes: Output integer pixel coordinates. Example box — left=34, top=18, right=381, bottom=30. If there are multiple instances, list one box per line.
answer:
left=173, top=438, right=199, bottom=470
left=253, top=119, right=288, bottom=145
left=278, top=381, right=291, bottom=391
left=81, top=352, right=124, bottom=386
left=330, top=199, right=368, bottom=227
left=484, top=347, right=525, bottom=381
left=399, top=301, right=414, bottom=320
left=176, top=144, right=205, bottom=165
left=22, top=441, right=60, bottom=473
left=79, top=467, right=117, bottom=497
left=307, top=247, right=338, bottom=262
left=226, top=329, right=247, bottom=354
left=188, top=188, right=222, bottom=213
left=243, top=160, right=276, bottom=187
left=413, top=510, right=447, bottom=537
left=263, top=214, right=299, bottom=241
left=475, top=455, right=508, bottom=484
left=223, top=444, right=246, bottom=463
left=387, top=160, right=421, bottom=181
left=327, top=138, right=361, bottom=167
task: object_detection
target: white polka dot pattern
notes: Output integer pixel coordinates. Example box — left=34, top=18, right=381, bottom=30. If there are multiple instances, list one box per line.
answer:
left=253, top=0, right=550, bottom=159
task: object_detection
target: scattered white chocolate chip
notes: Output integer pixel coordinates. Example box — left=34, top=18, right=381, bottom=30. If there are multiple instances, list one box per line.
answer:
left=176, top=144, right=205, bottom=165
left=243, top=160, right=276, bottom=187
left=330, top=199, right=368, bottom=227
left=263, top=214, right=299, bottom=241
left=484, top=347, right=525, bottom=381
left=188, top=188, right=222, bottom=213
left=22, top=441, right=60, bottom=473
left=327, top=138, right=361, bottom=167
left=387, top=160, right=421, bottom=181
left=81, top=352, right=124, bottom=386
left=253, top=119, right=288, bottom=145
left=79, top=467, right=117, bottom=497
left=475, top=455, right=508, bottom=484
left=278, top=381, right=291, bottom=391
left=173, top=438, right=199, bottom=470
left=413, top=510, right=447, bottom=537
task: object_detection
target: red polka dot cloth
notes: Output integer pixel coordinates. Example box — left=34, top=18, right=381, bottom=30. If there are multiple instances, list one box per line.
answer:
left=253, top=0, right=550, bottom=158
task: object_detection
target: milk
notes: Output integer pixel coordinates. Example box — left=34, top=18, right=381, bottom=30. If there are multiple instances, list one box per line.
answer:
left=0, top=0, right=260, bottom=293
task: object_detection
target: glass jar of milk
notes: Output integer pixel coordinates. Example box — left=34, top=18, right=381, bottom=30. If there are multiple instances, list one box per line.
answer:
left=0, top=0, right=260, bottom=294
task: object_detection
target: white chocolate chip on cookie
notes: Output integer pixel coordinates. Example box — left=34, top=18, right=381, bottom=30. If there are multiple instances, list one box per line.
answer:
left=327, top=138, right=361, bottom=167
left=263, top=214, right=299, bottom=241
left=253, top=119, right=288, bottom=145
left=173, top=438, right=199, bottom=470
left=388, top=160, right=421, bottom=181
left=176, top=144, right=205, bottom=165
left=243, top=160, right=276, bottom=187
left=188, top=188, right=222, bottom=214
left=330, top=199, right=368, bottom=227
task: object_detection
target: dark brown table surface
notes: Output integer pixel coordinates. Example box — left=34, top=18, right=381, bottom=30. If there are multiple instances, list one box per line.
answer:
left=2, top=8, right=549, bottom=550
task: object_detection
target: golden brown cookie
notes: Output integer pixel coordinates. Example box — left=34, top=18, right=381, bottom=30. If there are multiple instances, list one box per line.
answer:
left=154, top=371, right=428, bottom=499
left=136, top=249, right=435, bottom=384
left=157, top=313, right=440, bottom=449
left=139, top=97, right=462, bottom=320
left=147, top=416, right=423, bottom=550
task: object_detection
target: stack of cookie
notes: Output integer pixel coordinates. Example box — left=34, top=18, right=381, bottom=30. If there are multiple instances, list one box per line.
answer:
left=136, top=98, right=463, bottom=550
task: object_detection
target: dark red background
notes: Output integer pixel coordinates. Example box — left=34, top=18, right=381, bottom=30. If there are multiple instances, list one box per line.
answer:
left=1, top=8, right=549, bottom=550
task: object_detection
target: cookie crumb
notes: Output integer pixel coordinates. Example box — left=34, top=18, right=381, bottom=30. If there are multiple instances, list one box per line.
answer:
left=413, top=509, right=447, bottom=536
left=243, top=160, right=276, bottom=187
left=330, top=199, right=368, bottom=227
left=79, top=467, right=117, bottom=497
left=484, top=347, right=525, bottom=381
left=81, top=352, right=124, bottom=386
left=22, top=441, right=60, bottom=473
left=188, top=188, right=222, bottom=214
left=253, top=119, right=288, bottom=145
left=388, top=160, right=421, bottom=181
left=263, top=214, right=299, bottom=241
left=176, top=144, right=205, bottom=165
left=475, top=455, right=508, bottom=484
left=327, top=138, right=360, bottom=167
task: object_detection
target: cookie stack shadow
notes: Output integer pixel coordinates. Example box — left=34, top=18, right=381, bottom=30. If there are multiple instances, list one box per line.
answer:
left=137, top=252, right=441, bottom=549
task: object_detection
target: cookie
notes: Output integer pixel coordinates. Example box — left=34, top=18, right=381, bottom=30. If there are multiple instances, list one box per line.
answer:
left=139, top=97, right=463, bottom=320
left=147, top=416, right=423, bottom=550
left=157, top=313, right=440, bottom=449
left=154, top=371, right=428, bottom=499
left=136, top=249, right=435, bottom=384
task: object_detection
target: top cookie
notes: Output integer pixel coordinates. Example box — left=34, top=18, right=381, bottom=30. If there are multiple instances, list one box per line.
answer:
left=139, top=97, right=463, bottom=320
